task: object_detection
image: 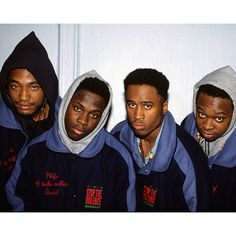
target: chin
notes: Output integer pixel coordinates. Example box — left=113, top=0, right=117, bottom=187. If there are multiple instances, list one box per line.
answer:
left=18, top=112, right=34, bottom=118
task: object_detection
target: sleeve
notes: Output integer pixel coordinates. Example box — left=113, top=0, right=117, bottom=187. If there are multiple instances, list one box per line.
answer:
left=5, top=147, right=28, bottom=212
left=229, top=167, right=236, bottom=210
left=177, top=126, right=213, bottom=211
left=114, top=148, right=136, bottom=212
left=14, top=153, right=39, bottom=211
left=113, top=157, right=130, bottom=211
left=6, top=146, right=40, bottom=212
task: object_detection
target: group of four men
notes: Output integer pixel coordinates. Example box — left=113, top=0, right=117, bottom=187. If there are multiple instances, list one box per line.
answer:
left=0, top=31, right=235, bottom=212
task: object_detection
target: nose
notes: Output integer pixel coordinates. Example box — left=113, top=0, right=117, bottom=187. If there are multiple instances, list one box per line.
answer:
left=77, top=112, right=88, bottom=125
left=134, top=106, right=144, bottom=120
left=202, top=118, right=214, bottom=131
left=19, top=87, right=30, bottom=101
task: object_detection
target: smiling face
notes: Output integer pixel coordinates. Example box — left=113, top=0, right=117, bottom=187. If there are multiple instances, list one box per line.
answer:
left=126, top=84, right=168, bottom=139
left=7, top=68, right=46, bottom=119
left=196, top=92, right=233, bottom=142
left=65, top=89, right=106, bottom=141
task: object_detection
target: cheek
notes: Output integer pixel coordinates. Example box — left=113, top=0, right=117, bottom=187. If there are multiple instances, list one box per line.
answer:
left=126, top=109, right=134, bottom=119
left=65, top=109, right=74, bottom=125
left=8, top=90, right=17, bottom=100
left=196, top=117, right=202, bottom=127
left=88, top=119, right=100, bottom=130
left=217, top=122, right=231, bottom=134
left=34, top=92, right=45, bottom=102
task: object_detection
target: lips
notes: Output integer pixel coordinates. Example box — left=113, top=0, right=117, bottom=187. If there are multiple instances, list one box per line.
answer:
left=16, top=103, right=34, bottom=111
left=201, top=131, right=215, bottom=140
left=71, top=125, right=85, bottom=135
left=132, top=122, right=145, bottom=130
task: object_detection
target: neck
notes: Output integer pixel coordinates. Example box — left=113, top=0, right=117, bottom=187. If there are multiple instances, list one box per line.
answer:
left=139, top=137, right=155, bottom=158
left=32, top=102, right=49, bottom=121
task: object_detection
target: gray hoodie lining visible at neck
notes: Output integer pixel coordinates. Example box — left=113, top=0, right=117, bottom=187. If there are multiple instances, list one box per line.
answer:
left=58, top=70, right=112, bottom=154
left=193, top=65, right=236, bottom=157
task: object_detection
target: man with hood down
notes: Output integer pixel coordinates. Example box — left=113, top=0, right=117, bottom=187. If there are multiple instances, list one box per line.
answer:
left=6, top=70, right=136, bottom=212
left=111, top=68, right=212, bottom=212
left=0, top=31, right=61, bottom=211
left=182, top=66, right=236, bottom=211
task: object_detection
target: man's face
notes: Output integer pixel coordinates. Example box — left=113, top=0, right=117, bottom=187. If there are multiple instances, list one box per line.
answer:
left=196, top=92, right=233, bottom=142
left=126, top=84, right=168, bottom=139
left=65, top=89, right=106, bottom=141
left=8, top=68, right=45, bottom=118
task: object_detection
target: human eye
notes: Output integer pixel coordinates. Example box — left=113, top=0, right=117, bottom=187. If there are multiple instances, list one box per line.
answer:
left=31, top=85, right=40, bottom=91
left=9, top=83, right=18, bottom=90
left=215, top=117, right=224, bottom=123
left=144, top=104, right=152, bottom=110
left=90, top=112, right=100, bottom=119
left=127, top=102, right=136, bottom=109
left=198, top=112, right=206, bottom=118
left=74, top=106, right=82, bottom=112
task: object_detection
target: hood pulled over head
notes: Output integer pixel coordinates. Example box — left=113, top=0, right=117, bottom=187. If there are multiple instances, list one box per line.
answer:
left=193, top=65, right=236, bottom=157
left=58, top=70, right=112, bottom=154
left=0, top=31, right=58, bottom=114
left=0, top=31, right=59, bottom=138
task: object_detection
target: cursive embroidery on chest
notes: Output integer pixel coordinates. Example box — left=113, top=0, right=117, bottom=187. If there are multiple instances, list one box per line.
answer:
left=34, top=171, right=69, bottom=196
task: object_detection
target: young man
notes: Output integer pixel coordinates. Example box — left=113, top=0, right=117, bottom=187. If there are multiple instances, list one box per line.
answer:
left=182, top=66, right=236, bottom=211
left=7, top=70, right=136, bottom=212
left=0, top=31, right=61, bottom=211
left=111, top=68, right=212, bottom=211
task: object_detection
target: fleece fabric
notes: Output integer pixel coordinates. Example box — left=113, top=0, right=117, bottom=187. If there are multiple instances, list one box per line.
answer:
left=111, top=112, right=212, bottom=211
left=0, top=31, right=60, bottom=211
left=182, top=64, right=236, bottom=211
left=6, top=71, right=136, bottom=212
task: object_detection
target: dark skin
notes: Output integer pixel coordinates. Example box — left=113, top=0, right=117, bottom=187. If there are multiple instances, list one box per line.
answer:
left=65, top=89, right=106, bottom=141
left=126, top=84, right=168, bottom=157
left=8, top=68, right=49, bottom=121
left=196, top=92, right=233, bottom=142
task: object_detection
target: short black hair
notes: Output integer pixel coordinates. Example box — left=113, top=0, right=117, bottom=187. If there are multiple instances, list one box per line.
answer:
left=124, top=68, right=169, bottom=101
left=76, top=77, right=110, bottom=106
left=197, top=84, right=233, bottom=108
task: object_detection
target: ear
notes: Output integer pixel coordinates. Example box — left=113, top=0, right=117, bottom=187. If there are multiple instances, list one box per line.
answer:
left=162, top=100, right=168, bottom=115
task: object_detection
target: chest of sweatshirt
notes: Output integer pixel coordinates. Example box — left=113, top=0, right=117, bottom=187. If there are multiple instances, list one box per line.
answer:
left=17, top=142, right=129, bottom=210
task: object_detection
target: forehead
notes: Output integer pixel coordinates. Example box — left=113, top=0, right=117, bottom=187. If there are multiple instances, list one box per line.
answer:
left=126, top=84, right=160, bottom=100
left=70, top=89, right=105, bottom=109
left=8, top=69, right=38, bottom=84
left=197, top=93, right=233, bottom=113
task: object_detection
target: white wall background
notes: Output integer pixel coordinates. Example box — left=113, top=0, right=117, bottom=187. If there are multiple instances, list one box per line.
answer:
left=1, top=24, right=236, bottom=130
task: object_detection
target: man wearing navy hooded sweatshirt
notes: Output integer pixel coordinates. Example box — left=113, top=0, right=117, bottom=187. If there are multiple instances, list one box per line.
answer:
left=182, top=66, right=236, bottom=211
left=6, top=70, right=136, bottom=212
left=111, top=68, right=212, bottom=211
left=0, top=32, right=61, bottom=211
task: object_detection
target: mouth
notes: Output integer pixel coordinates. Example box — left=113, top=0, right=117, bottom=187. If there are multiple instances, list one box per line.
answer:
left=71, top=126, right=85, bottom=136
left=201, top=131, right=215, bottom=140
left=16, top=103, right=34, bottom=111
left=132, top=122, right=145, bottom=131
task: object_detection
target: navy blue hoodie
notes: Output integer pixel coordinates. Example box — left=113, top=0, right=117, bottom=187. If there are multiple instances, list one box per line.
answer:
left=111, top=112, right=212, bottom=211
left=6, top=70, right=136, bottom=212
left=0, top=31, right=61, bottom=211
left=181, top=65, right=236, bottom=211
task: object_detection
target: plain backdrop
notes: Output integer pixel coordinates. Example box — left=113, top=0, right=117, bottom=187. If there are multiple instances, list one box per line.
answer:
left=1, top=24, right=236, bottom=130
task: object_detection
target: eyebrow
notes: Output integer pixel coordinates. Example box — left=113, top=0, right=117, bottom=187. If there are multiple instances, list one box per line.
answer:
left=8, top=79, right=39, bottom=85
left=197, top=106, right=227, bottom=115
left=126, top=100, right=153, bottom=104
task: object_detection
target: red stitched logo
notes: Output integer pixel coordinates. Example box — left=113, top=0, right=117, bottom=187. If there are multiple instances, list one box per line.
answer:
left=0, top=146, right=17, bottom=170
left=34, top=171, right=69, bottom=196
left=212, top=184, right=218, bottom=194
left=85, top=185, right=103, bottom=209
left=143, top=185, right=158, bottom=207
